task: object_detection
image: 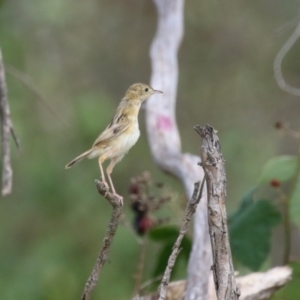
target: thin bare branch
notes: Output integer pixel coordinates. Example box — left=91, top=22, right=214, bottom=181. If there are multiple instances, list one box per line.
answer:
left=0, top=47, right=19, bottom=196
left=195, top=125, right=240, bottom=300
left=274, top=20, right=300, bottom=97
left=81, top=180, right=123, bottom=300
left=158, top=179, right=205, bottom=300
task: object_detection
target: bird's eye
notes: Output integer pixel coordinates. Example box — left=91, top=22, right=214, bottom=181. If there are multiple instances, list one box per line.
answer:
left=145, top=88, right=149, bottom=92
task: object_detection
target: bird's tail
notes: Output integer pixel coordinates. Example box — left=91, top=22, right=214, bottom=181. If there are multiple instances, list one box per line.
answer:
left=65, top=149, right=94, bottom=169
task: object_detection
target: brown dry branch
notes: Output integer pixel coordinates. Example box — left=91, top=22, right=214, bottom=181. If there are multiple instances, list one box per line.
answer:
left=81, top=180, right=123, bottom=300
left=158, top=179, right=205, bottom=300
left=0, top=48, right=20, bottom=196
left=195, top=125, right=240, bottom=300
left=147, top=1, right=211, bottom=298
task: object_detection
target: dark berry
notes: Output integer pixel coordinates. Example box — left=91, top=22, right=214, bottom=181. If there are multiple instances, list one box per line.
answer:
left=129, top=183, right=139, bottom=195
left=270, top=179, right=281, bottom=188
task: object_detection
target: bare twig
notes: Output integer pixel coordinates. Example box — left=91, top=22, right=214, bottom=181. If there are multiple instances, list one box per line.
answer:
left=147, top=1, right=211, bottom=298
left=81, top=180, right=123, bottom=300
left=0, top=48, right=19, bottom=196
left=195, top=125, right=240, bottom=300
left=274, top=20, right=300, bottom=96
left=158, top=179, right=205, bottom=300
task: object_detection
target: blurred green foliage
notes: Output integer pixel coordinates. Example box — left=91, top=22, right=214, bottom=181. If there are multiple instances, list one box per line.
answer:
left=272, top=261, right=300, bottom=300
left=290, top=170, right=300, bottom=228
left=0, top=0, right=300, bottom=299
left=149, top=226, right=192, bottom=279
left=229, top=190, right=281, bottom=270
left=259, top=155, right=298, bottom=183
left=258, top=154, right=300, bottom=227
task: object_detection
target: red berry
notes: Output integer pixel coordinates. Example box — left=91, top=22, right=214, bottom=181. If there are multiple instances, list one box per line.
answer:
left=129, top=183, right=139, bottom=195
left=135, top=216, right=155, bottom=235
left=270, top=179, right=281, bottom=188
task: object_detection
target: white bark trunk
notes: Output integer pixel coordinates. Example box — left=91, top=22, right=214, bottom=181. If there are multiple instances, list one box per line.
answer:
left=147, top=1, right=211, bottom=299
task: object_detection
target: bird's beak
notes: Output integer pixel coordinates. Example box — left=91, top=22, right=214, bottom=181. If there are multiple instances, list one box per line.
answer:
left=153, top=89, right=163, bottom=94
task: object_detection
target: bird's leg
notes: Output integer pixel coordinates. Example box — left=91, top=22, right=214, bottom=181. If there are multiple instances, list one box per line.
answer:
left=98, top=157, right=108, bottom=189
left=106, top=157, right=124, bottom=205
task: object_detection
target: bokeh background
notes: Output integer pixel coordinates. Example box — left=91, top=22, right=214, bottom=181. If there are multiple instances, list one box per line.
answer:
left=0, top=0, right=300, bottom=299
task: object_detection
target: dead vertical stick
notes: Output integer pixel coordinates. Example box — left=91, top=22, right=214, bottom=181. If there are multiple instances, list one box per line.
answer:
left=0, top=47, right=19, bottom=196
left=195, top=125, right=240, bottom=300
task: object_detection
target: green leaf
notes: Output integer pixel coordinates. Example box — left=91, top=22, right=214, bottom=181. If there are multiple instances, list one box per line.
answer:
left=229, top=196, right=281, bottom=271
left=148, top=226, right=180, bottom=242
left=228, top=188, right=256, bottom=225
left=152, top=238, right=192, bottom=278
left=150, top=226, right=192, bottom=279
left=290, top=173, right=300, bottom=228
left=153, top=241, right=173, bottom=277
left=258, top=155, right=298, bottom=183
left=272, top=261, right=300, bottom=300
left=181, top=236, right=192, bottom=261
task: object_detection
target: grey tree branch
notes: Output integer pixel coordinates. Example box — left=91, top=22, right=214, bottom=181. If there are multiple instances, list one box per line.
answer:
left=81, top=180, right=123, bottom=300
left=158, top=179, right=205, bottom=300
left=0, top=47, right=19, bottom=196
left=195, top=125, right=240, bottom=300
left=147, top=1, right=211, bottom=298
left=274, top=20, right=300, bottom=97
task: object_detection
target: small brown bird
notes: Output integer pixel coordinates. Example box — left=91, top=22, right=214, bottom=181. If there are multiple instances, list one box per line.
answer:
left=66, top=83, right=163, bottom=199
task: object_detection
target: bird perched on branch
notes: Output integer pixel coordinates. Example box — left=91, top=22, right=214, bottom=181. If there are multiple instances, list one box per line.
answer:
left=65, top=83, right=163, bottom=202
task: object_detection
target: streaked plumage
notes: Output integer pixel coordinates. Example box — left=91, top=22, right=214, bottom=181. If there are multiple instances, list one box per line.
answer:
left=66, top=83, right=163, bottom=200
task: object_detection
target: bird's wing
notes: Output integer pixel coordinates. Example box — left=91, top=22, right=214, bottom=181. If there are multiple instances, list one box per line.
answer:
left=106, top=109, right=126, bottom=129
left=93, top=118, right=129, bottom=147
